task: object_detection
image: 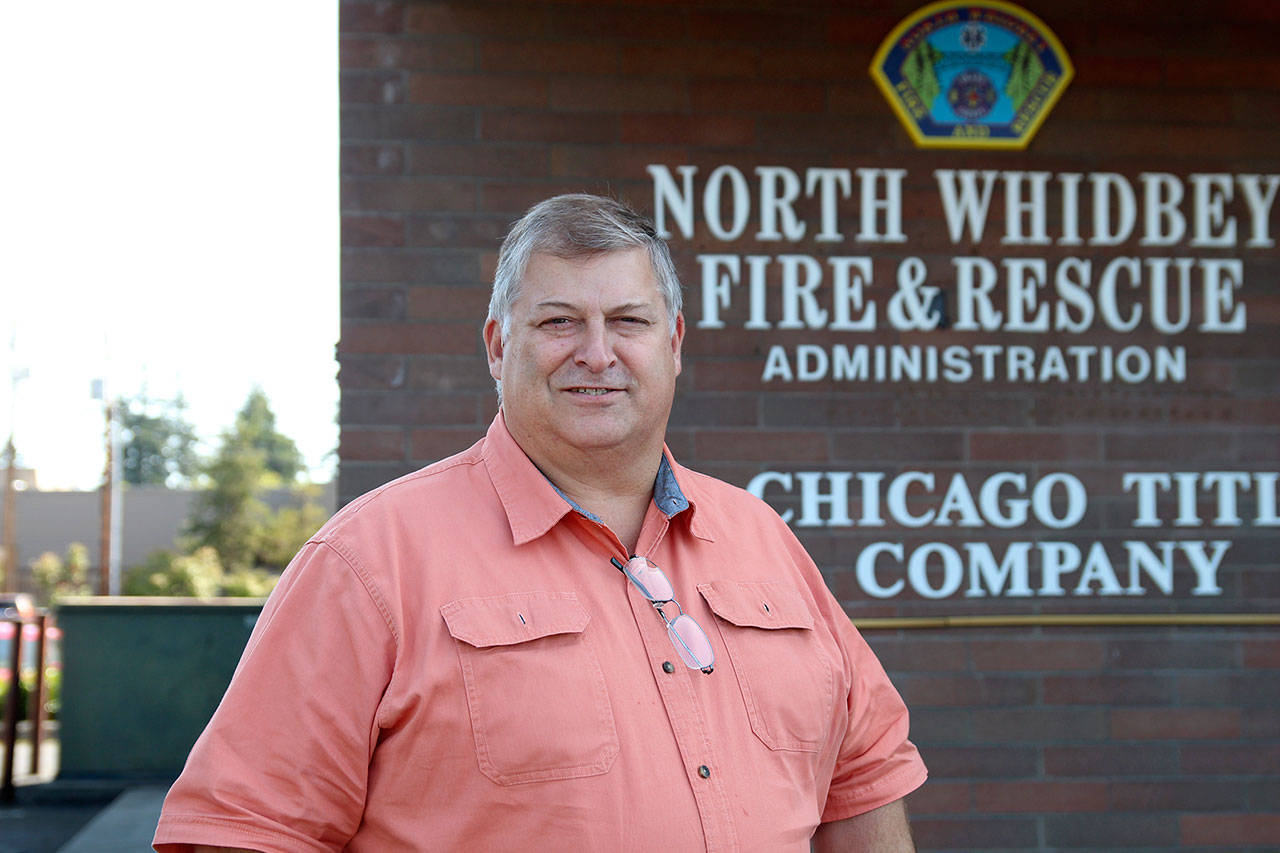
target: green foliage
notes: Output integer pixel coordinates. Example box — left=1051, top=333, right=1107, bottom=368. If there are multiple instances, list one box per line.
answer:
left=0, top=666, right=60, bottom=721
left=30, top=542, right=92, bottom=605
left=121, top=388, right=323, bottom=597
left=121, top=395, right=199, bottom=486
left=183, top=389, right=322, bottom=574
left=232, top=387, right=305, bottom=483
left=123, top=546, right=226, bottom=597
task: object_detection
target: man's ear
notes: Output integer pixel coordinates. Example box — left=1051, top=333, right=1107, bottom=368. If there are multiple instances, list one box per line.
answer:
left=671, top=312, right=685, bottom=375
left=483, top=318, right=504, bottom=382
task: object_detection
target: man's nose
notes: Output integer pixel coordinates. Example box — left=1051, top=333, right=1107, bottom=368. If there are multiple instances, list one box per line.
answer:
left=574, top=321, right=617, bottom=371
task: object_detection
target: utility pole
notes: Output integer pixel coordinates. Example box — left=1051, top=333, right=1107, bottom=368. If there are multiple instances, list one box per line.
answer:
left=1, top=436, right=15, bottom=593
left=93, top=380, right=122, bottom=595
left=2, top=337, right=26, bottom=593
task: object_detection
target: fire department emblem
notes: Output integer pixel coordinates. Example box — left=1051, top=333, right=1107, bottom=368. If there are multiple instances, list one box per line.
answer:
left=870, top=1, right=1073, bottom=149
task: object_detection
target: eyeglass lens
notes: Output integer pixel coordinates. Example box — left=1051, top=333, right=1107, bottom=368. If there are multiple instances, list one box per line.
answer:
left=617, top=556, right=715, bottom=673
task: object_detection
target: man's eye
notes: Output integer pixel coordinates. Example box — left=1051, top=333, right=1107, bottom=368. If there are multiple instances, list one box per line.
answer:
left=542, top=317, right=572, bottom=327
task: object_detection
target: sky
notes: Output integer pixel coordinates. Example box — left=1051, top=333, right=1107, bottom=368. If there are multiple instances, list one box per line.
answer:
left=1, top=2, right=339, bottom=490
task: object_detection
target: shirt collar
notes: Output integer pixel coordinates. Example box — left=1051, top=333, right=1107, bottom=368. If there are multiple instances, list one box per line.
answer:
left=481, top=411, right=713, bottom=546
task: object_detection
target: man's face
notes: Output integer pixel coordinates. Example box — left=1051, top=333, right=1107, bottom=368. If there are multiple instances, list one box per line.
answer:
left=484, top=247, right=684, bottom=463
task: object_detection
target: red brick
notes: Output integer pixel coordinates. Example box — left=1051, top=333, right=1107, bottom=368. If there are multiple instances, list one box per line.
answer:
left=1244, top=638, right=1280, bottom=667
left=341, top=143, right=405, bottom=175
left=686, top=9, right=826, bottom=44
left=548, top=77, right=686, bottom=113
left=911, top=816, right=1040, bottom=850
left=1165, top=56, right=1280, bottom=89
left=620, top=44, right=758, bottom=78
left=1045, top=813, right=1179, bottom=848
left=343, top=177, right=475, bottom=214
left=409, top=356, right=494, bottom=393
left=897, top=674, right=1037, bottom=708
left=480, top=40, right=618, bottom=75
left=406, top=143, right=550, bottom=178
left=343, top=37, right=475, bottom=72
left=1045, top=744, right=1179, bottom=777
left=405, top=215, right=508, bottom=249
left=923, top=745, right=1040, bottom=779
left=689, top=80, right=825, bottom=114
left=692, top=429, right=828, bottom=462
left=549, top=145, right=689, bottom=182
left=340, top=70, right=405, bottom=104
left=338, top=354, right=408, bottom=390
left=971, top=639, right=1105, bottom=671
left=339, top=321, right=479, bottom=356
left=403, top=5, right=544, bottom=38
left=1070, top=55, right=1165, bottom=87
left=339, top=427, right=404, bottom=461
left=406, top=73, right=547, bottom=108
left=619, top=113, right=756, bottom=148
left=407, top=285, right=491, bottom=322
left=826, top=12, right=901, bottom=46
left=761, top=394, right=895, bottom=428
left=341, top=391, right=480, bottom=427
left=971, top=707, right=1107, bottom=742
left=343, top=105, right=476, bottom=142
left=340, top=248, right=479, bottom=284
left=829, top=431, right=966, bottom=464
left=340, top=462, right=419, bottom=504
left=1181, top=813, right=1280, bottom=846
left=340, top=1, right=403, bottom=34
left=905, top=780, right=970, bottom=816
left=969, top=431, right=1103, bottom=463
left=975, top=781, right=1108, bottom=813
left=478, top=181, right=611, bottom=218
left=1182, top=743, right=1280, bottom=774
left=543, top=4, right=681, bottom=40
left=1113, top=706, right=1243, bottom=740
left=343, top=286, right=406, bottom=321
left=1179, top=672, right=1280, bottom=706
left=410, top=427, right=487, bottom=463
left=343, top=214, right=405, bottom=248
left=758, top=46, right=861, bottom=80
left=1113, top=779, right=1247, bottom=811
left=480, top=112, right=619, bottom=144
left=1043, top=674, right=1176, bottom=705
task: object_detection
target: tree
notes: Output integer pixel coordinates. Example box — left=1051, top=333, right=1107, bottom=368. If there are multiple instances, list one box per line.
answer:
left=181, top=389, right=324, bottom=577
left=231, top=387, right=305, bottom=483
left=31, top=542, right=92, bottom=604
left=120, top=395, right=199, bottom=486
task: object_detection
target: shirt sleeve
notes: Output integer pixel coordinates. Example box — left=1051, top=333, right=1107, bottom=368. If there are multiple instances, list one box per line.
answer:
left=153, top=540, right=398, bottom=853
left=770, top=524, right=927, bottom=824
left=819, top=614, right=928, bottom=823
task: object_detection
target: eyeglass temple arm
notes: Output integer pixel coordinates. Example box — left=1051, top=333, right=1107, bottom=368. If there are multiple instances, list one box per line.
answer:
left=610, top=556, right=634, bottom=573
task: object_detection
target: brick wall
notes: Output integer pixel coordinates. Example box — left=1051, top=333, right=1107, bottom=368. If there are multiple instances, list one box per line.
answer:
left=340, top=2, right=1279, bottom=849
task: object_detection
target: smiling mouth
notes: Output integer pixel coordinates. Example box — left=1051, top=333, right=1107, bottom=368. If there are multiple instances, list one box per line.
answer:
left=568, top=387, right=617, bottom=396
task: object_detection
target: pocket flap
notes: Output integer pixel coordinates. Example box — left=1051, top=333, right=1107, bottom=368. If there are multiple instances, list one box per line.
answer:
left=441, top=591, right=589, bottom=648
left=697, top=580, right=814, bottom=630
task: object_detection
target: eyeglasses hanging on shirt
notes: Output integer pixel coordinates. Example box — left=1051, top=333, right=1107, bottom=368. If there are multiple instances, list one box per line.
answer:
left=611, top=555, right=715, bottom=674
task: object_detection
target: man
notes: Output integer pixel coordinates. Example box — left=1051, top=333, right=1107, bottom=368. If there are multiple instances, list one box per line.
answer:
left=155, top=194, right=926, bottom=852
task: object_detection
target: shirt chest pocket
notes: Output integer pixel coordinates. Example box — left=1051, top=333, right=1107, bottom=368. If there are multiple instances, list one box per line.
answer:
left=698, top=580, right=836, bottom=753
left=441, top=591, right=619, bottom=785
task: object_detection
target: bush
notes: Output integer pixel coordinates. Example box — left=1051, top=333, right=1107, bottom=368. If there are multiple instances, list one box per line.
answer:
left=0, top=667, right=60, bottom=721
left=31, top=543, right=92, bottom=605
left=123, top=546, right=279, bottom=598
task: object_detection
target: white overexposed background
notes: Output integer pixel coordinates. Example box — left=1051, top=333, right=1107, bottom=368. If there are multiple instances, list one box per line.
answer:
left=1, top=1, right=338, bottom=489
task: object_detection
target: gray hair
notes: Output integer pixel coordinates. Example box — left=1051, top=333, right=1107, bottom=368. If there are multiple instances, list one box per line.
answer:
left=487, top=194, right=683, bottom=339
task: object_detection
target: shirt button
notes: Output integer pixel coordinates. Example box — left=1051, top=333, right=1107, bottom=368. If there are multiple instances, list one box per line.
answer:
left=662, top=661, right=675, bottom=673
left=697, top=765, right=711, bottom=779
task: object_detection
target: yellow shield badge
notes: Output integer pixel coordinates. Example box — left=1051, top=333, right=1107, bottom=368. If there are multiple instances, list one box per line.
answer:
left=871, top=1, right=1073, bottom=149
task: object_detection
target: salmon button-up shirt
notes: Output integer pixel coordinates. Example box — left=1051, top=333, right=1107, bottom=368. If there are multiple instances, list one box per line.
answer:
left=155, top=413, right=926, bottom=852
